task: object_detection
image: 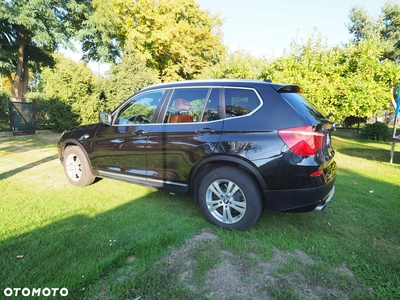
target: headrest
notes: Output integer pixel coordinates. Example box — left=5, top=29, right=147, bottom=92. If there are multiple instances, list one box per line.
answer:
left=174, top=98, right=191, bottom=110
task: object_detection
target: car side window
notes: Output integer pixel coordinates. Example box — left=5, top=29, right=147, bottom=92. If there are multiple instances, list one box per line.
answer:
left=224, top=88, right=261, bottom=118
left=164, top=88, right=209, bottom=123
left=202, top=89, right=221, bottom=121
left=115, top=90, right=165, bottom=125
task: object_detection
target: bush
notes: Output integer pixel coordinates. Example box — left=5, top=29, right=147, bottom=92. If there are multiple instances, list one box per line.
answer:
left=0, top=91, right=10, bottom=131
left=28, top=93, right=80, bottom=132
left=343, top=116, right=367, bottom=128
left=361, top=122, right=392, bottom=141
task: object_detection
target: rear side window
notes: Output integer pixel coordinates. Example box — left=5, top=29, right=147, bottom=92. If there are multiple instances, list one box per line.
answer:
left=202, top=89, right=221, bottom=121
left=224, top=88, right=261, bottom=118
left=164, top=88, right=209, bottom=123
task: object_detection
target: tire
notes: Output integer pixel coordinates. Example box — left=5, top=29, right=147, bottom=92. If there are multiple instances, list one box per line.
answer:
left=63, top=146, right=96, bottom=187
left=198, top=166, right=263, bottom=230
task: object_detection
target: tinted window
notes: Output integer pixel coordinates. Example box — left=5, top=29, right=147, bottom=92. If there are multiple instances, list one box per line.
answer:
left=224, top=88, right=261, bottom=118
left=115, top=90, right=165, bottom=125
left=164, top=88, right=209, bottom=123
left=202, top=89, right=221, bottom=121
left=280, top=92, right=327, bottom=123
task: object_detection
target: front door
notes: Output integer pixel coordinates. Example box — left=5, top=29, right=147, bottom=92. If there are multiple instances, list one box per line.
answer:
left=90, top=90, right=166, bottom=184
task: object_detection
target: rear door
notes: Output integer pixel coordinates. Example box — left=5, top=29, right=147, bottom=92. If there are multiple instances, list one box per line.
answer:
left=145, top=87, right=223, bottom=192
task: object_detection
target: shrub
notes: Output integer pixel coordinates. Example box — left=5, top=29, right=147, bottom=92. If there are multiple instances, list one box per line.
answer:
left=0, top=91, right=11, bottom=131
left=361, top=122, right=391, bottom=141
left=343, top=116, right=367, bottom=128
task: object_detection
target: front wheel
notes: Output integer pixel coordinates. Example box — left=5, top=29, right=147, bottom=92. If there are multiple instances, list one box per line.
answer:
left=198, top=166, right=263, bottom=230
left=63, top=146, right=96, bottom=187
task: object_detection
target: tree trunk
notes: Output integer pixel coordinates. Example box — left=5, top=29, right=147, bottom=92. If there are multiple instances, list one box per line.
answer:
left=12, top=26, right=27, bottom=102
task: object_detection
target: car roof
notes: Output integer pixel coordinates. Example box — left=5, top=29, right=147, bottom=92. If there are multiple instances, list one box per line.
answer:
left=139, top=79, right=298, bottom=92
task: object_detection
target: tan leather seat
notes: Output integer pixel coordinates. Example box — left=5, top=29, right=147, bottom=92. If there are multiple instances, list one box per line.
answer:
left=170, top=98, right=193, bottom=123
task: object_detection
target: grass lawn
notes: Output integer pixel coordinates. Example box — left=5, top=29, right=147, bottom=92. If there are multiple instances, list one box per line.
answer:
left=0, top=132, right=399, bottom=299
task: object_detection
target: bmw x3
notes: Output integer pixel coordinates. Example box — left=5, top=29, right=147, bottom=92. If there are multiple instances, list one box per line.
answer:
left=57, top=79, right=337, bottom=230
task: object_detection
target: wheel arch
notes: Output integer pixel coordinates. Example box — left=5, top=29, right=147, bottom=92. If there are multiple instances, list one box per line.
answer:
left=60, top=140, right=92, bottom=168
left=190, top=156, right=268, bottom=202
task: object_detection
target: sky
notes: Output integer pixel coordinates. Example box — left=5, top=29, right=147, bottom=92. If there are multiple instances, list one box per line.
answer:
left=195, top=0, right=393, bottom=58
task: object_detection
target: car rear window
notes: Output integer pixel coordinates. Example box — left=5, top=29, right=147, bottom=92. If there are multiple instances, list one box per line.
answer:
left=280, top=92, right=327, bottom=124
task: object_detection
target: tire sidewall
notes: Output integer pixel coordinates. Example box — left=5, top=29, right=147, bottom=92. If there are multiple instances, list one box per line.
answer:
left=198, top=166, right=262, bottom=230
left=63, top=146, right=95, bottom=187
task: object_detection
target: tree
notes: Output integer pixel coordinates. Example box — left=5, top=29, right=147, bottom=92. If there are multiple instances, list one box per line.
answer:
left=112, top=0, right=226, bottom=82
left=347, top=3, right=400, bottom=118
left=100, top=47, right=160, bottom=110
left=347, top=6, right=378, bottom=43
left=260, top=30, right=399, bottom=125
left=347, top=2, right=400, bottom=61
left=198, top=50, right=264, bottom=80
left=381, top=2, right=400, bottom=61
left=0, top=0, right=115, bottom=101
left=41, top=53, right=101, bottom=129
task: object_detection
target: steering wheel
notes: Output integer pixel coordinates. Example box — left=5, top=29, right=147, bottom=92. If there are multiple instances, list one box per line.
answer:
left=129, top=114, right=150, bottom=124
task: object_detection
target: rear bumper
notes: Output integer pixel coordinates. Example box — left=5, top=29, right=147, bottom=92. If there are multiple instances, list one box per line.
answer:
left=263, top=176, right=336, bottom=212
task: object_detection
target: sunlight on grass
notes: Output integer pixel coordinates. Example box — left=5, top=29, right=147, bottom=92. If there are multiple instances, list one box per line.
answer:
left=1, top=133, right=399, bottom=299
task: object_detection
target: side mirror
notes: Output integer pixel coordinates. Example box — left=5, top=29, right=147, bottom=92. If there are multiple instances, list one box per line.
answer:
left=99, top=111, right=112, bottom=125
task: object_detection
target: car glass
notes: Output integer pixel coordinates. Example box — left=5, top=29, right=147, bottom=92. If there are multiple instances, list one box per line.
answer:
left=202, top=89, right=221, bottom=121
left=115, top=90, right=165, bottom=125
left=164, top=88, right=209, bottom=123
left=224, top=88, right=261, bottom=118
left=280, top=92, right=327, bottom=121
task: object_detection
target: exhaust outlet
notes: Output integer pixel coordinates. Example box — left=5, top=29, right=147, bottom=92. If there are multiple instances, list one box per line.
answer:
left=314, top=186, right=335, bottom=212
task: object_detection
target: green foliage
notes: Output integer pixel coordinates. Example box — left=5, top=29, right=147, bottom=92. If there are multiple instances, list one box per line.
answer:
left=42, top=98, right=80, bottom=132
left=198, top=50, right=264, bottom=79
left=381, top=2, right=400, bottom=61
left=0, top=0, right=94, bottom=100
left=0, top=91, right=10, bottom=131
left=100, top=49, right=160, bottom=110
left=41, top=54, right=101, bottom=129
left=114, top=0, right=226, bottom=81
left=348, top=2, right=400, bottom=61
left=78, top=0, right=120, bottom=62
left=24, top=93, right=78, bottom=131
left=260, top=30, right=399, bottom=124
left=347, top=6, right=378, bottom=43
left=361, top=122, right=391, bottom=141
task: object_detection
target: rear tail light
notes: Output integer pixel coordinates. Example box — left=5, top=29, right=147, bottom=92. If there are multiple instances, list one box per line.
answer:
left=278, top=126, right=325, bottom=156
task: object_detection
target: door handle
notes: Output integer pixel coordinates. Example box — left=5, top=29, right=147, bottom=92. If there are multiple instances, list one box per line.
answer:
left=134, top=130, right=147, bottom=136
left=195, top=128, right=216, bottom=134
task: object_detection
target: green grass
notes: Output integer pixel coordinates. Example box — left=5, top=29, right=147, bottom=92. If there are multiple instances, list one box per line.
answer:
left=1, top=133, right=400, bottom=299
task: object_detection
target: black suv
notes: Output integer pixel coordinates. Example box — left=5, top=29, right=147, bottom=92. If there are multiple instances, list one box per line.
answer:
left=58, top=79, right=337, bottom=230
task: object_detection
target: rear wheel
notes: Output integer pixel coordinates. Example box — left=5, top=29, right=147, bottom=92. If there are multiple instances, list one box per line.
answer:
left=63, top=146, right=96, bottom=187
left=198, top=166, right=263, bottom=230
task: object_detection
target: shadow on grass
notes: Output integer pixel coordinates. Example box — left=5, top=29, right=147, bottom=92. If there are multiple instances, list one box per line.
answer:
left=333, top=136, right=400, bottom=165
left=1, top=167, right=400, bottom=299
left=0, top=133, right=60, bottom=154
left=337, top=147, right=400, bottom=165
left=1, top=134, right=400, bottom=298
left=0, top=190, right=207, bottom=299
left=0, top=154, right=58, bottom=180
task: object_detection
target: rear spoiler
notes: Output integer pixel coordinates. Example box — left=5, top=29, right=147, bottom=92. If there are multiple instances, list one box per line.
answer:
left=271, top=84, right=301, bottom=93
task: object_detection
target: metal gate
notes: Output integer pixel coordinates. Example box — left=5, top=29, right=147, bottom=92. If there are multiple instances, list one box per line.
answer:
left=9, top=101, right=35, bottom=135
